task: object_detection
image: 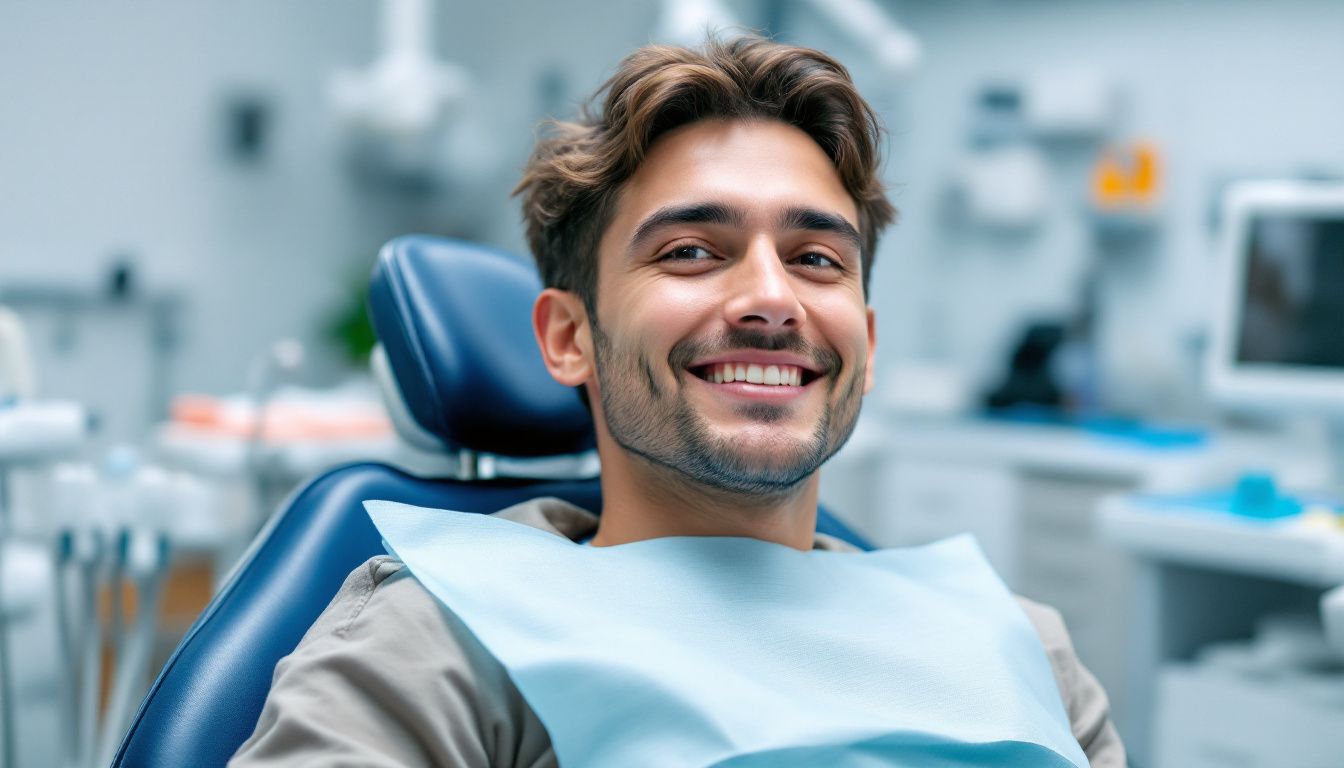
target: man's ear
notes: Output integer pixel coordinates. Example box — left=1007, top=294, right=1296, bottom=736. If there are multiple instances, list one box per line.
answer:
left=863, top=307, right=877, bottom=395
left=533, top=288, right=593, bottom=387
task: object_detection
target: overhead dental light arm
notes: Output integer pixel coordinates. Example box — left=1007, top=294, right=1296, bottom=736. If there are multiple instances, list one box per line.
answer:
left=797, top=0, right=920, bottom=78
left=653, top=0, right=740, bottom=48
left=654, top=0, right=920, bottom=78
left=330, top=0, right=470, bottom=141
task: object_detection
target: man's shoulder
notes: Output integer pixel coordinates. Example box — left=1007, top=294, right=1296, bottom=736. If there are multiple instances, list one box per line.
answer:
left=301, top=552, right=518, bottom=700
left=238, top=553, right=554, bottom=765
left=302, top=554, right=433, bottom=644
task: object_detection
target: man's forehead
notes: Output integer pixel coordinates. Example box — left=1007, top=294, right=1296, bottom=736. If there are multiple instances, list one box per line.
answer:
left=612, top=119, right=860, bottom=235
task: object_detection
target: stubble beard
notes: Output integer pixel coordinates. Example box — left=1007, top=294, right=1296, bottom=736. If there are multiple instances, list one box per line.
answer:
left=591, top=318, right=865, bottom=500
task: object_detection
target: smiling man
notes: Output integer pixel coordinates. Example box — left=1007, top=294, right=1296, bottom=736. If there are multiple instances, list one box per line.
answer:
left=533, top=116, right=873, bottom=551
left=232, top=37, right=1125, bottom=767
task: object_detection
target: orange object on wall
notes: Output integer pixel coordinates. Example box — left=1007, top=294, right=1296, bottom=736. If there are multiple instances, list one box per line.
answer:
left=1091, top=141, right=1161, bottom=210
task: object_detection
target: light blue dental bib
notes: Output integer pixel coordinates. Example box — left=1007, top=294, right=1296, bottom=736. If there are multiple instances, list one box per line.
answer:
left=365, top=501, right=1087, bottom=768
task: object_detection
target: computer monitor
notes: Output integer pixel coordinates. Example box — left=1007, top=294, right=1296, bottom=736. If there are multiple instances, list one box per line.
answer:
left=1207, top=181, right=1344, bottom=416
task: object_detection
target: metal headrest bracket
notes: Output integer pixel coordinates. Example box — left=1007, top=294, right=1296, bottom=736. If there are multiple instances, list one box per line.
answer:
left=386, top=440, right=600, bottom=482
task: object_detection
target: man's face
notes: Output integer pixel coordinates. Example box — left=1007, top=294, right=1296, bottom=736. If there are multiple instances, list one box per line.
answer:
left=587, top=118, right=876, bottom=497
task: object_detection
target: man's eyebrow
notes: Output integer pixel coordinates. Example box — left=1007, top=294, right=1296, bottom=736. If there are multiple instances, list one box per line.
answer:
left=778, top=206, right=862, bottom=252
left=628, top=202, right=746, bottom=254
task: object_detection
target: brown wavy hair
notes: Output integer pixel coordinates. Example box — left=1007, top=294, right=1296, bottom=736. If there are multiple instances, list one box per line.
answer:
left=515, top=35, right=896, bottom=314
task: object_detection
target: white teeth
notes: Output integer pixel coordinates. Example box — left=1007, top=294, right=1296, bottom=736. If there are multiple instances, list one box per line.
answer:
left=707, top=362, right=804, bottom=386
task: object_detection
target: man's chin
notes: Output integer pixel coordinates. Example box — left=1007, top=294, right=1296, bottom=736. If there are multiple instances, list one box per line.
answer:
left=697, top=428, right=823, bottom=474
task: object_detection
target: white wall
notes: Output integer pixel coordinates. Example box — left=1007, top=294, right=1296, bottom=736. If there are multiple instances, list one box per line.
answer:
left=0, top=2, right=384, bottom=438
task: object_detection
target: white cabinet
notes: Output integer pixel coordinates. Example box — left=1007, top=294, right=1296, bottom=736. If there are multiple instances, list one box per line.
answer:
left=1100, top=495, right=1344, bottom=767
left=1153, top=662, right=1344, bottom=768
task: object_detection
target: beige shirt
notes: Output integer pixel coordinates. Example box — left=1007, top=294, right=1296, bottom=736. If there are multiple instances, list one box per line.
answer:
left=232, top=497, right=1125, bottom=767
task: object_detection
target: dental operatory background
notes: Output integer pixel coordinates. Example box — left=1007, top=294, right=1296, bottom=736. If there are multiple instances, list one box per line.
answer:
left=2, top=1, right=1344, bottom=766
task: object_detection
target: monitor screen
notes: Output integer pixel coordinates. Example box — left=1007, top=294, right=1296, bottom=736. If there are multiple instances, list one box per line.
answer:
left=1236, top=214, right=1344, bottom=369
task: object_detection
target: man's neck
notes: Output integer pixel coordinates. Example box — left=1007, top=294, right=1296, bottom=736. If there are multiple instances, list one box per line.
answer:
left=591, top=448, right=820, bottom=551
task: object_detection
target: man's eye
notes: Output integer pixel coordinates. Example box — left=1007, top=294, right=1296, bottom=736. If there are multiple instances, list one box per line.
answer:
left=660, top=245, right=714, bottom=261
left=796, top=252, right=840, bottom=269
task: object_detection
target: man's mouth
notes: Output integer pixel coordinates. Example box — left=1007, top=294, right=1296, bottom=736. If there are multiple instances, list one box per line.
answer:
left=689, top=362, right=821, bottom=387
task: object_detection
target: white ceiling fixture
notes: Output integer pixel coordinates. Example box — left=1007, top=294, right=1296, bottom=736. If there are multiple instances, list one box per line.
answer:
left=654, top=0, right=920, bottom=78
left=329, top=0, right=472, bottom=181
left=653, top=0, right=741, bottom=48
left=797, top=0, right=920, bottom=79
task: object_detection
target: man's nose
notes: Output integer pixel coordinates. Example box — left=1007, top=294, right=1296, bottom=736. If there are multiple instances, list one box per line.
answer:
left=722, top=241, right=805, bottom=330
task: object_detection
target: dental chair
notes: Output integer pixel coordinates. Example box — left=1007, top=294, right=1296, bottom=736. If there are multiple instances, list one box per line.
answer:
left=111, top=235, right=872, bottom=768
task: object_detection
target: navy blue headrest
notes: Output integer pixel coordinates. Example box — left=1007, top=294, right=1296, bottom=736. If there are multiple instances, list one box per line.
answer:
left=367, top=236, right=595, bottom=457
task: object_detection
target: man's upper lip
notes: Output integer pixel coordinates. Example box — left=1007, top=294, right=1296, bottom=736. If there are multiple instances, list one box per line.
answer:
left=687, top=351, right=821, bottom=373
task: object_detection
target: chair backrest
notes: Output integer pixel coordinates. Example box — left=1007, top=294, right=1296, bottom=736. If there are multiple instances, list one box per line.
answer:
left=113, top=235, right=870, bottom=768
left=368, top=236, right=594, bottom=458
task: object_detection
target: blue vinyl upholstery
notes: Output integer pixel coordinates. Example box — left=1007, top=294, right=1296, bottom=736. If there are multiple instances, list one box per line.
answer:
left=113, top=235, right=871, bottom=767
left=368, top=236, right=595, bottom=457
